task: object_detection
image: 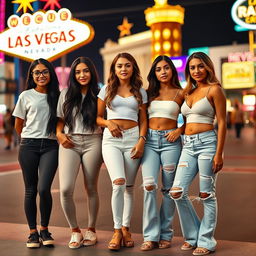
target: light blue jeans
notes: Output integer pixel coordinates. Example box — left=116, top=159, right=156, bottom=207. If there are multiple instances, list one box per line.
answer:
left=102, top=126, right=141, bottom=229
left=141, top=128, right=182, bottom=242
left=170, top=130, right=218, bottom=251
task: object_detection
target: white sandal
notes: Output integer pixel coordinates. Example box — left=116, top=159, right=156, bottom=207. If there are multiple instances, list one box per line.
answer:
left=68, top=232, right=83, bottom=249
left=83, top=230, right=97, bottom=246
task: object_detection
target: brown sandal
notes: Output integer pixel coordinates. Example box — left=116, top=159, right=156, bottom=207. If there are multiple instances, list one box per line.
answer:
left=159, top=239, right=171, bottom=249
left=140, top=241, right=158, bottom=251
left=108, top=229, right=123, bottom=251
left=181, top=242, right=196, bottom=251
left=193, top=247, right=211, bottom=255
left=121, top=226, right=134, bottom=247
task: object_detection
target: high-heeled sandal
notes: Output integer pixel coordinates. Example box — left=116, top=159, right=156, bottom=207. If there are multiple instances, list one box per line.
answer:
left=121, top=226, right=134, bottom=247
left=108, top=229, right=123, bottom=251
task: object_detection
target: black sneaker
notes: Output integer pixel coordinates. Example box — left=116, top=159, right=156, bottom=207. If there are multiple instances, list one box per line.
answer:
left=40, top=229, right=54, bottom=246
left=27, top=231, right=40, bottom=248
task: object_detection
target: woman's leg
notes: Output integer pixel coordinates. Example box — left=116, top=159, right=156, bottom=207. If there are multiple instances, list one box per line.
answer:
left=159, top=138, right=181, bottom=243
left=59, top=145, right=81, bottom=229
left=38, top=143, right=58, bottom=228
left=141, top=142, right=161, bottom=243
left=196, top=145, right=217, bottom=251
left=170, top=148, right=200, bottom=247
left=81, top=135, right=103, bottom=228
left=18, top=142, right=40, bottom=230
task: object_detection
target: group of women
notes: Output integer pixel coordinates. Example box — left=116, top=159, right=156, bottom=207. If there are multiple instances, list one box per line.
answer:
left=12, top=51, right=226, bottom=256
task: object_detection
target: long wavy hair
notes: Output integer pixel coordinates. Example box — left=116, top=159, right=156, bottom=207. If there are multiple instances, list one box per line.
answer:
left=184, top=52, right=221, bottom=95
left=147, top=55, right=181, bottom=104
left=63, top=57, right=99, bottom=132
left=105, top=52, right=143, bottom=108
left=26, top=58, right=60, bottom=135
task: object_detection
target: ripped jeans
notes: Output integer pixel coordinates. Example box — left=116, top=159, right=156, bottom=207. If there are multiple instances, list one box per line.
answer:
left=102, top=126, right=141, bottom=229
left=170, top=130, right=217, bottom=251
left=141, top=129, right=181, bottom=242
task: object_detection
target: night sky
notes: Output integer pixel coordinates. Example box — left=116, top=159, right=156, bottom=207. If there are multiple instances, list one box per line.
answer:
left=4, top=0, right=248, bottom=82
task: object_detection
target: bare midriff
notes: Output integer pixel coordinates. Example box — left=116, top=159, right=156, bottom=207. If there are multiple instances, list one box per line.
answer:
left=185, top=123, right=214, bottom=135
left=149, top=117, right=177, bottom=131
left=110, top=119, right=138, bottom=130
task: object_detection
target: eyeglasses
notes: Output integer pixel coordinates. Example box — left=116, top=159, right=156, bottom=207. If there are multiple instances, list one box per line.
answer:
left=32, top=69, right=50, bottom=77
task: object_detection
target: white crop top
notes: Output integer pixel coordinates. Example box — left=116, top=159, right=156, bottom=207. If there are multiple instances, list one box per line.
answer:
left=98, top=85, right=148, bottom=122
left=148, top=90, right=180, bottom=120
left=181, top=87, right=215, bottom=124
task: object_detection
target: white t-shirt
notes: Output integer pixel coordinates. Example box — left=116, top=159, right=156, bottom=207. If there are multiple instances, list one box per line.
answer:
left=57, top=88, right=102, bottom=134
left=98, top=85, right=147, bottom=122
left=12, top=89, right=56, bottom=139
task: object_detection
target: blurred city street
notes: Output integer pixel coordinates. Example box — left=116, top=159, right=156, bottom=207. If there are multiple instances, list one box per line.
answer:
left=0, top=126, right=256, bottom=256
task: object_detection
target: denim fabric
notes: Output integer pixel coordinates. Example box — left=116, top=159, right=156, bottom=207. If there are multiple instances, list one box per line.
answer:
left=171, top=130, right=217, bottom=251
left=102, top=126, right=141, bottom=229
left=141, top=128, right=182, bottom=242
left=18, top=138, right=58, bottom=229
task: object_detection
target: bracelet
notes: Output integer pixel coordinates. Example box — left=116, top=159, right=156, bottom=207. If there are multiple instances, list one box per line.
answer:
left=139, top=135, right=147, bottom=141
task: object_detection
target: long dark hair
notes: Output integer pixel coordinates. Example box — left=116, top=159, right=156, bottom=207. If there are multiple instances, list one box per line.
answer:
left=105, top=52, right=143, bottom=108
left=26, top=58, right=60, bottom=135
left=63, top=57, right=99, bottom=132
left=147, top=55, right=181, bottom=104
left=184, top=52, right=221, bottom=95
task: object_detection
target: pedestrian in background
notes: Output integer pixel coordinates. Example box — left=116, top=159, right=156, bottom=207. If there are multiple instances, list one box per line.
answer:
left=140, top=55, right=184, bottom=251
left=12, top=58, right=60, bottom=248
left=97, top=52, right=147, bottom=251
left=170, top=52, right=226, bottom=256
left=231, top=101, right=244, bottom=139
left=56, top=57, right=103, bottom=249
left=3, top=108, right=14, bottom=150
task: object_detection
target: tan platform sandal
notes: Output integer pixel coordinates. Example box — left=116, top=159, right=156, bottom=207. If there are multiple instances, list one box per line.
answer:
left=121, top=226, right=134, bottom=248
left=108, top=229, right=123, bottom=251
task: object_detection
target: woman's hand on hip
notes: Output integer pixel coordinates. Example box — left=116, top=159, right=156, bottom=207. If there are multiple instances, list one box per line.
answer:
left=107, top=120, right=123, bottom=138
left=57, top=133, right=74, bottom=148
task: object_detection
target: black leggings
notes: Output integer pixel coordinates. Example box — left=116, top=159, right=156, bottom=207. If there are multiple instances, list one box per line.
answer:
left=18, top=138, right=58, bottom=230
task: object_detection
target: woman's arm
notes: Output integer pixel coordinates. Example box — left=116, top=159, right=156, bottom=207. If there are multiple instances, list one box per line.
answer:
left=131, top=103, right=148, bottom=159
left=96, top=98, right=123, bottom=137
left=56, top=118, right=74, bottom=148
left=14, top=117, right=24, bottom=136
left=212, top=86, right=226, bottom=173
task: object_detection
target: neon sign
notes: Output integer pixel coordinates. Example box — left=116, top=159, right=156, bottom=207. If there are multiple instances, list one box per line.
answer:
left=231, top=0, right=256, bottom=30
left=0, top=8, right=94, bottom=62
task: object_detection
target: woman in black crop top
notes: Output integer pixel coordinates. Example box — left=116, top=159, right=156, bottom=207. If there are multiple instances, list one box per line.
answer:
left=170, top=52, right=226, bottom=256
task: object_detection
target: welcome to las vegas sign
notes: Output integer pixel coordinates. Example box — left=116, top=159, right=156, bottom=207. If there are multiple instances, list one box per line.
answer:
left=0, top=8, right=95, bottom=62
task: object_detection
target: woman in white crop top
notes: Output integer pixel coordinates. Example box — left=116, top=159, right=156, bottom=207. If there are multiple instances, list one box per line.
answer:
left=170, top=52, right=226, bottom=255
left=97, top=52, right=147, bottom=251
left=13, top=58, right=60, bottom=248
left=56, top=57, right=103, bottom=249
left=140, top=55, right=184, bottom=251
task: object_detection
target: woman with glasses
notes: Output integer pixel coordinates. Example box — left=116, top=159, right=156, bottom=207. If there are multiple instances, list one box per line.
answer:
left=13, top=58, right=60, bottom=248
left=56, top=57, right=103, bottom=249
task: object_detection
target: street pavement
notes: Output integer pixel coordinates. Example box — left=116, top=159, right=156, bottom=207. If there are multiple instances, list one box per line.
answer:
left=0, top=126, right=256, bottom=255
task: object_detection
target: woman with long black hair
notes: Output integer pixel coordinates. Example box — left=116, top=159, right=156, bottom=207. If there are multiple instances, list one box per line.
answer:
left=56, top=57, right=103, bottom=249
left=13, top=58, right=60, bottom=248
